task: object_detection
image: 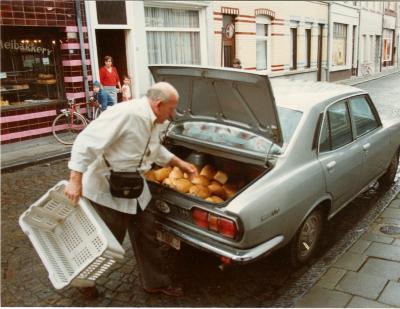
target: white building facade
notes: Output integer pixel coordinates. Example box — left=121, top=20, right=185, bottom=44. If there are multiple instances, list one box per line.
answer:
left=85, top=0, right=214, bottom=97
left=212, top=1, right=329, bottom=81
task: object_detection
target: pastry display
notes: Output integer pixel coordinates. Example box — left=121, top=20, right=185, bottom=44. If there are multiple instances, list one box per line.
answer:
left=208, top=181, right=226, bottom=198
left=37, top=73, right=56, bottom=85
left=171, top=178, right=192, bottom=193
left=144, top=170, right=158, bottom=183
left=168, top=166, right=183, bottom=179
left=200, top=164, right=217, bottom=180
left=154, top=166, right=172, bottom=182
left=223, top=183, right=238, bottom=199
left=205, top=195, right=224, bottom=204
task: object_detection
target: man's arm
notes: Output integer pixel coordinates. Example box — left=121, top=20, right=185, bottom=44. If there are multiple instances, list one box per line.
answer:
left=64, top=170, right=83, bottom=204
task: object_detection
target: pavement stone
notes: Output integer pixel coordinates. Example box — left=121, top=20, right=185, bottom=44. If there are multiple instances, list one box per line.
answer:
left=333, top=252, right=368, bottom=271
left=336, top=271, right=388, bottom=300
left=295, top=286, right=352, bottom=308
left=388, top=199, right=400, bottom=208
left=348, top=239, right=371, bottom=254
left=393, top=239, right=400, bottom=246
left=361, top=232, right=394, bottom=244
left=359, top=257, right=400, bottom=280
left=380, top=208, right=400, bottom=220
left=378, top=281, right=400, bottom=307
left=346, top=296, right=392, bottom=308
left=316, top=267, right=347, bottom=289
left=364, top=242, right=400, bottom=261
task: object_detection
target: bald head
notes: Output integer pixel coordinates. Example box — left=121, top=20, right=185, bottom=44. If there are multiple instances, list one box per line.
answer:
left=146, top=82, right=179, bottom=103
left=147, top=82, right=179, bottom=124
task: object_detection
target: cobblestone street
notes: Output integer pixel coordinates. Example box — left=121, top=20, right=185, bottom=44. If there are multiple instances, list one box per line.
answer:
left=1, top=157, right=399, bottom=307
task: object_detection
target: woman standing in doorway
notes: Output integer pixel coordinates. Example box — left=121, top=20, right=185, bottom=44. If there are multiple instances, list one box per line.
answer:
left=99, top=56, right=121, bottom=104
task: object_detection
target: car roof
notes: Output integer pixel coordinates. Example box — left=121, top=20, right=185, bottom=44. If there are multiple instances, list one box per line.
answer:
left=271, top=79, right=366, bottom=112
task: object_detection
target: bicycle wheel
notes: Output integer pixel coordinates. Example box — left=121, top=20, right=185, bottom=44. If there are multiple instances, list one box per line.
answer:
left=52, top=112, right=87, bottom=145
left=93, top=107, right=102, bottom=120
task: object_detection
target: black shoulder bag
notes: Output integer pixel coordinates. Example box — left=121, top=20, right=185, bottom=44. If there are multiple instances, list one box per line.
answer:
left=104, top=135, right=151, bottom=199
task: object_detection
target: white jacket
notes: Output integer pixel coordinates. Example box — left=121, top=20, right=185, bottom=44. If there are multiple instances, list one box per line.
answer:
left=68, top=97, right=174, bottom=214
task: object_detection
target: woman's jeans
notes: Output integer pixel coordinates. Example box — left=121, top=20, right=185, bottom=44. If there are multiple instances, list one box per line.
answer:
left=103, top=86, right=118, bottom=105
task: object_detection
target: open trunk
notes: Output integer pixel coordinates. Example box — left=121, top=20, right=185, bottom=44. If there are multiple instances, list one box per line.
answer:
left=145, top=143, right=270, bottom=206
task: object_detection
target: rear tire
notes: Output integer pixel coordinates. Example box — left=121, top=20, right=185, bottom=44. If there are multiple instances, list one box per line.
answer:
left=52, top=112, right=87, bottom=145
left=379, top=149, right=399, bottom=189
left=290, top=209, right=324, bottom=267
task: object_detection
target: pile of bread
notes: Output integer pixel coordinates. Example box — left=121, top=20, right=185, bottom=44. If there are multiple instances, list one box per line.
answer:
left=144, top=164, right=244, bottom=203
left=37, top=73, right=56, bottom=85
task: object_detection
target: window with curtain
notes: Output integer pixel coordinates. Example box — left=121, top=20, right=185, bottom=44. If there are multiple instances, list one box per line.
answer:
left=383, top=29, right=393, bottom=62
left=145, top=6, right=201, bottom=65
left=256, top=15, right=270, bottom=70
left=333, top=23, right=347, bottom=66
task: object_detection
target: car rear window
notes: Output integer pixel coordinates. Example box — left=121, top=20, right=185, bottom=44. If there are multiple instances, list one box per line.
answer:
left=277, top=106, right=303, bottom=145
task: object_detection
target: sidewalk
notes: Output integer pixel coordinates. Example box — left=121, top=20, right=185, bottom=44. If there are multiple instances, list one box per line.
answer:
left=1, top=135, right=71, bottom=171
left=295, top=192, right=400, bottom=308
left=1, top=68, right=399, bottom=172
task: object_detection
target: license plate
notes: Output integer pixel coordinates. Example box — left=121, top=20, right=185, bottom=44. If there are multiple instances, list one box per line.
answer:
left=156, top=230, right=181, bottom=250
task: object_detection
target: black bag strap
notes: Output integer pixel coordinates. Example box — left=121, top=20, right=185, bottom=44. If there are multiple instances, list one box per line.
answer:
left=103, top=126, right=153, bottom=172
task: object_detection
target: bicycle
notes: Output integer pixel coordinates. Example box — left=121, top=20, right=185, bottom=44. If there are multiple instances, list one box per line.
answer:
left=52, top=98, right=102, bottom=145
left=360, top=62, right=372, bottom=76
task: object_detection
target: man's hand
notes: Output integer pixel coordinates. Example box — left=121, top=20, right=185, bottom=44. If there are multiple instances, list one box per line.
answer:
left=169, top=156, right=198, bottom=178
left=64, top=171, right=83, bottom=205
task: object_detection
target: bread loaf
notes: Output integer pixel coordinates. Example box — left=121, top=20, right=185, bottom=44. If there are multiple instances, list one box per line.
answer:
left=208, top=181, right=226, bottom=198
left=162, top=177, right=173, bottom=188
left=200, top=164, right=217, bottom=180
left=223, top=183, right=238, bottom=199
left=171, top=178, right=191, bottom=193
left=144, top=170, right=158, bottom=183
left=205, top=195, right=224, bottom=204
left=189, top=184, right=210, bottom=199
left=214, top=171, right=228, bottom=184
left=169, top=166, right=183, bottom=179
left=154, top=166, right=171, bottom=182
left=191, top=175, right=210, bottom=186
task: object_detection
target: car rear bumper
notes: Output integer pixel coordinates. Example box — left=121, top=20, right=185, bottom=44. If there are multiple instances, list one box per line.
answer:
left=157, top=221, right=284, bottom=263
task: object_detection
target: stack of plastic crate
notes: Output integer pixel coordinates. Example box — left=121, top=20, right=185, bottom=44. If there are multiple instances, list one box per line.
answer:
left=19, top=180, right=125, bottom=289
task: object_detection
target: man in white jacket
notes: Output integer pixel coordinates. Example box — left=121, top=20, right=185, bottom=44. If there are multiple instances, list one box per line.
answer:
left=64, top=82, right=197, bottom=298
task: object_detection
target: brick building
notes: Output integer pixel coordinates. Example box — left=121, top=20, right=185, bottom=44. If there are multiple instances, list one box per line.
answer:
left=0, top=0, right=91, bottom=144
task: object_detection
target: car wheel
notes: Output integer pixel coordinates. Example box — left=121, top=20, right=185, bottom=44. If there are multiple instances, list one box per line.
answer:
left=379, top=149, right=399, bottom=189
left=290, top=209, right=324, bottom=267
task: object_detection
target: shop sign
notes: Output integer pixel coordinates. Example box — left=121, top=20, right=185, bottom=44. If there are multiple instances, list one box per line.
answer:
left=0, top=40, right=53, bottom=55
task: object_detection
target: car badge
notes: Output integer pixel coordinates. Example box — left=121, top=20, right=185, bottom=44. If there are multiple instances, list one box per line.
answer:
left=155, top=200, right=171, bottom=214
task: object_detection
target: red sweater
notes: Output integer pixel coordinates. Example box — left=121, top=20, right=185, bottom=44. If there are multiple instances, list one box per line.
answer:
left=99, top=66, right=120, bottom=86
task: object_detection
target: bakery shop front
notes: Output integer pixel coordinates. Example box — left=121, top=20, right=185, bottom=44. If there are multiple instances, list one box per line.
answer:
left=1, top=26, right=67, bottom=144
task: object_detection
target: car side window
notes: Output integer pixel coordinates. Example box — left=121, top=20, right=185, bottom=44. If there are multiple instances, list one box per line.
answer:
left=349, top=95, right=379, bottom=137
left=319, top=101, right=353, bottom=152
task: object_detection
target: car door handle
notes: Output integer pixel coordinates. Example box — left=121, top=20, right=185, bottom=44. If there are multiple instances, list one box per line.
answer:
left=363, top=143, right=371, bottom=151
left=326, top=161, right=336, bottom=171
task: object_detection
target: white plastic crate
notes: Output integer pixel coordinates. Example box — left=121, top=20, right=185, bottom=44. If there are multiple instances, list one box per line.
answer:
left=19, top=180, right=125, bottom=289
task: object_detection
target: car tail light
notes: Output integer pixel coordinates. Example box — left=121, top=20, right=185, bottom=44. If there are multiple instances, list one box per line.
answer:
left=191, top=208, right=238, bottom=239
left=192, top=208, right=208, bottom=228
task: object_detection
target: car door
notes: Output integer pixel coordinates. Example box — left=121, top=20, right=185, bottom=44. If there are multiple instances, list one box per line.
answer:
left=318, top=100, right=364, bottom=210
left=348, top=95, right=389, bottom=186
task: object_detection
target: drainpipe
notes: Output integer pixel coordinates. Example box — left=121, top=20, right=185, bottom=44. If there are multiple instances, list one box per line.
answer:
left=380, top=4, right=384, bottom=72
left=357, top=4, right=361, bottom=76
left=75, top=0, right=90, bottom=104
left=326, top=2, right=332, bottom=81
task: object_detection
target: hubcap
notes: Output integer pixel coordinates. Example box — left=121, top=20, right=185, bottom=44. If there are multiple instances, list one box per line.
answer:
left=298, top=214, right=320, bottom=258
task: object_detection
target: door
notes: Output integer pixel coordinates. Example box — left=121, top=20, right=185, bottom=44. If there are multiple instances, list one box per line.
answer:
left=348, top=95, right=389, bottom=185
left=318, top=100, right=363, bottom=210
left=95, top=29, right=127, bottom=102
left=222, top=14, right=236, bottom=67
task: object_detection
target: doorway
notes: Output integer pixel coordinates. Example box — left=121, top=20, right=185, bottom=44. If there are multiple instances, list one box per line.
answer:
left=317, top=24, right=323, bottom=81
left=95, top=29, right=127, bottom=101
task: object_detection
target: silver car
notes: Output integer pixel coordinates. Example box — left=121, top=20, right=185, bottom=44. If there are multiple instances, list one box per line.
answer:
left=147, top=65, right=400, bottom=267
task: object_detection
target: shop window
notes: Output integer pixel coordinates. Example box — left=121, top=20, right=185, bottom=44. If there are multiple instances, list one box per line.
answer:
left=96, top=1, right=127, bottom=25
left=0, top=26, right=63, bottom=108
left=383, top=29, right=393, bottom=63
left=333, top=23, right=347, bottom=66
left=145, top=6, right=201, bottom=65
left=256, top=15, right=271, bottom=71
